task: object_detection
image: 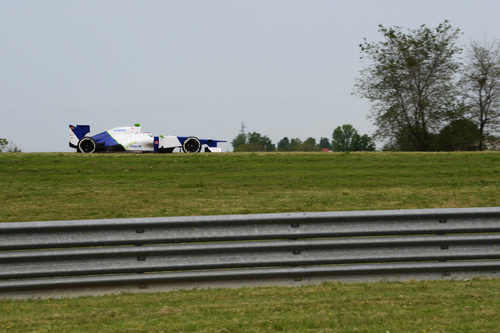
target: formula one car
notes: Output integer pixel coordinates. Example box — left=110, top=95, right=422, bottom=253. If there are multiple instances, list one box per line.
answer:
left=69, top=124, right=226, bottom=153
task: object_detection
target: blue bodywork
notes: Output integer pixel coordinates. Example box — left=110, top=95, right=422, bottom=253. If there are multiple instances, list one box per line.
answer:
left=71, top=125, right=90, bottom=140
left=92, top=131, right=120, bottom=147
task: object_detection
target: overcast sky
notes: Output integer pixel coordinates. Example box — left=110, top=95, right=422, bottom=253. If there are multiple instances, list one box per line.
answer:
left=1, top=0, right=500, bottom=152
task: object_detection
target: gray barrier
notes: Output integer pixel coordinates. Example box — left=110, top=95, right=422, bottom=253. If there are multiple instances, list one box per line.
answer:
left=1, top=207, right=499, bottom=295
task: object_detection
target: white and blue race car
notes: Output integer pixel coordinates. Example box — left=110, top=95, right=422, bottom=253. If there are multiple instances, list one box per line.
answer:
left=69, top=124, right=226, bottom=153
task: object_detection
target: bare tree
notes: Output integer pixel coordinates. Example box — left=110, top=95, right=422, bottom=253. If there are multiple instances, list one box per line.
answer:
left=0, top=138, right=7, bottom=152
left=0, top=138, right=21, bottom=152
left=462, top=41, right=500, bottom=149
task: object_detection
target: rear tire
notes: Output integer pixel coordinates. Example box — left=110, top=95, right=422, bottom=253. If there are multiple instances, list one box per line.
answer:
left=182, top=137, right=201, bottom=153
left=78, top=137, right=97, bottom=154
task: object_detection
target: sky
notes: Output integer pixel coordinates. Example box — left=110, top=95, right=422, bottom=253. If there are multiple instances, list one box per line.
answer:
left=1, top=0, right=500, bottom=152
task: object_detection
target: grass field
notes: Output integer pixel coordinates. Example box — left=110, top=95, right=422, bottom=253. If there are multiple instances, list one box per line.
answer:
left=1, top=151, right=499, bottom=332
left=0, top=151, right=499, bottom=222
left=0, top=279, right=499, bottom=332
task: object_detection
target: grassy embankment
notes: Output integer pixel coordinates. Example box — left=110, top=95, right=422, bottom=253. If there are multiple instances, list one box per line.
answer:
left=0, top=152, right=499, bottom=332
left=0, top=151, right=499, bottom=222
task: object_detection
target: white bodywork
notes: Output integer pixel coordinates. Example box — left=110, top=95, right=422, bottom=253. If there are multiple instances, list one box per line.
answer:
left=108, top=126, right=181, bottom=151
left=69, top=127, right=80, bottom=147
left=158, top=136, right=183, bottom=150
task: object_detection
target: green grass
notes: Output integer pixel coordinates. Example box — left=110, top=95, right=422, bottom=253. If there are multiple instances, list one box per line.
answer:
left=1, top=279, right=499, bottom=332
left=1, top=151, right=500, bottom=332
left=0, top=151, right=499, bottom=222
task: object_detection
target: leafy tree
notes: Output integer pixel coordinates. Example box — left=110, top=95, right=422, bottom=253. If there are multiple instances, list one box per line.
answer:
left=236, top=143, right=266, bottom=152
left=289, top=138, right=302, bottom=151
left=381, top=125, right=439, bottom=151
left=354, top=21, right=462, bottom=151
left=262, top=137, right=276, bottom=151
left=318, top=137, right=332, bottom=150
left=300, top=137, right=318, bottom=151
left=303, top=137, right=316, bottom=146
left=277, top=137, right=291, bottom=151
left=296, top=137, right=318, bottom=151
left=231, top=133, right=247, bottom=151
left=351, top=134, right=376, bottom=151
left=332, top=124, right=357, bottom=151
left=461, top=41, right=500, bottom=150
left=278, top=137, right=319, bottom=151
left=247, top=132, right=275, bottom=151
left=332, top=124, right=376, bottom=152
left=233, top=131, right=275, bottom=152
left=397, top=126, right=430, bottom=151
left=438, top=119, right=482, bottom=151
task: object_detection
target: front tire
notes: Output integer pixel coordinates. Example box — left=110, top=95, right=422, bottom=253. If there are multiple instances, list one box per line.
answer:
left=78, top=137, right=97, bottom=153
left=182, top=137, right=201, bottom=153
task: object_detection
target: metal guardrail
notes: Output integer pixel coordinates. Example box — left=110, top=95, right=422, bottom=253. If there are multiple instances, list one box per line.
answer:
left=1, top=207, right=499, bottom=293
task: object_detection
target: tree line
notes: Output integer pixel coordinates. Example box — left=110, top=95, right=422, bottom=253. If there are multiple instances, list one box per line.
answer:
left=234, top=21, right=500, bottom=152
left=231, top=124, right=375, bottom=152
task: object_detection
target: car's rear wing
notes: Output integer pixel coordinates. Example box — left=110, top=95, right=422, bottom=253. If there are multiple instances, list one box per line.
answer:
left=68, top=125, right=90, bottom=148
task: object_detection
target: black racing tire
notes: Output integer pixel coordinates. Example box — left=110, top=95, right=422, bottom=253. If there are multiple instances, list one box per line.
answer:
left=78, top=137, right=97, bottom=154
left=182, top=137, right=202, bottom=153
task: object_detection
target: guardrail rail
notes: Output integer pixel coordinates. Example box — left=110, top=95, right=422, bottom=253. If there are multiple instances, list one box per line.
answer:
left=1, top=207, right=499, bottom=295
